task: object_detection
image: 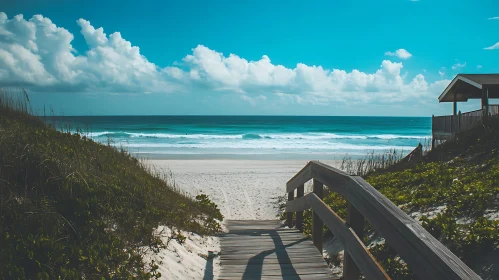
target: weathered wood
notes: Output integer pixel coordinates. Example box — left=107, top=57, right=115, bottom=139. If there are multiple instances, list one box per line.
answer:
left=296, top=184, right=305, bottom=231
left=482, top=88, right=489, bottom=118
left=287, top=191, right=294, bottom=228
left=219, top=220, right=333, bottom=279
left=312, top=179, right=324, bottom=252
left=432, top=114, right=435, bottom=149
left=343, top=203, right=365, bottom=280
left=286, top=161, right=312, bottom=192
left=285, top=194, right=310, bottom=213
left=283, top=161, right=480, bottom=279
left=307, top=193, right=390, bottom=280
left=302, top=161, right=480, bottom=279
left=220, top=257, right=326, bottom=265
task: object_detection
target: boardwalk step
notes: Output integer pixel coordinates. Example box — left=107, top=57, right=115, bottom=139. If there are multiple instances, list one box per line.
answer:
left=219, top=220, right=333, bottom=279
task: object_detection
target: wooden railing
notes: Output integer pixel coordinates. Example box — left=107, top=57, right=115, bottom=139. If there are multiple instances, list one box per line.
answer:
left=285, top=161, right=480, bottom=280
left=490, top=104, right=499, bottom=115
left=432, top=105, right=499, bottom=140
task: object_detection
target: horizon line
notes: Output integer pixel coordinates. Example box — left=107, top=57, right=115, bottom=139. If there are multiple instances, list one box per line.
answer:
left=36, top=114, right=432, bottom=118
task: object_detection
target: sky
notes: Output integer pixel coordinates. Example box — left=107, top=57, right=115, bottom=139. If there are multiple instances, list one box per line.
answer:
left=0, top=0, right=498, bottom=116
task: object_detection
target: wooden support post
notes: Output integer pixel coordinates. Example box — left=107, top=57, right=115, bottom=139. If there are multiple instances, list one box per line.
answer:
left=343, top=203, right=365, bottom=280
left=287, top=190, right=294, bottom=228
left=312, top=179, right=324, bottom=252
left=458, top=110, right=461, bottom=132
left=482, top=88, right=489, bottom=121
left=431, top=115, right=435, bottom=150
left=295, top=184, right=304, bottom=231
left=453, top=96, right=457, bottom=116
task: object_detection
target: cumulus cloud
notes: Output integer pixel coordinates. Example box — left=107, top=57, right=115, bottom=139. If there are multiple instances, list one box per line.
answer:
left=384, top=49, right=412, bottom=59
left=484, top=42, right=499, bottom=50
left=0, top=12, right=448, bottom=105
left=0, top=13, right=175, bottom=93
left=168, top=47, right=439, bottom=103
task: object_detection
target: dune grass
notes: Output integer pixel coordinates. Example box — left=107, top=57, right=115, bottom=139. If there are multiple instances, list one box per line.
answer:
left=280, top=119, right=499, bottom=279
left=0, top=89, right=222, bottom=279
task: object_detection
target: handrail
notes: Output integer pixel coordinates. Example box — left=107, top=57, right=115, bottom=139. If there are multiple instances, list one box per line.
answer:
left=285, top=161, right=481, bottom=280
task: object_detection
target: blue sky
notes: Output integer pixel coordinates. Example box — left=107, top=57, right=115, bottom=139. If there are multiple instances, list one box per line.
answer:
left=1, top=0, right=498, bottom=116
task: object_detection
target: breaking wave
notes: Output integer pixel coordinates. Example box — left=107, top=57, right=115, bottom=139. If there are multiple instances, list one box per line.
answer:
left=81, top=131, right=428, bottom=140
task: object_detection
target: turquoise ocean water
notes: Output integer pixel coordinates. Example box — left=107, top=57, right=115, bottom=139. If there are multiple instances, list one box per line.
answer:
left=48, top=116, right=431, bottom=160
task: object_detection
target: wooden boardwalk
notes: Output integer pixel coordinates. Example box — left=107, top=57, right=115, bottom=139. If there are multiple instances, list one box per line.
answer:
left=217, top=161, right=480, bottom=280
left=219, top=220, right=338, bottom=280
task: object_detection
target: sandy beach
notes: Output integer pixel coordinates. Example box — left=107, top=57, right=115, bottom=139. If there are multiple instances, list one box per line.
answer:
left=148, top=159, right=343, bottom=220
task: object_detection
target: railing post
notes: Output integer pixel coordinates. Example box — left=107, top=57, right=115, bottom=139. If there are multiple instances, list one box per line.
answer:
left=343, top=203, right=365, bottom=280
left=286, top=190, right=294, bottom=228
left=431, top=115, right=435, bottom=150
left=312, top=179, right=324, bottom=252
left=458, top=110, right=461, bottom=132
left=295, top=184, right=304, bottom=231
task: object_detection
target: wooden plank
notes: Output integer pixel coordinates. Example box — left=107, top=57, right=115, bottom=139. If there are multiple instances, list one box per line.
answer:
left=307, top=193, right=390, bottom=280
left=219, top=220, right=333, bottom=280
left=220, top=256, right=326, bottom=265
left=286, top=161, right=312, bottom=192
left=349, top=176, right=480, bottom=280
left=296, top=184, right=305, bottom=230
left=306, top=161, right=480, bottom=280
left=286, top=195, right=311, bottom=212
left=221, top=262, right=329, bottom=270
left=312, top=179, right=324, bottom=252
left=343, top=203, right=365, bottom=280
left=219, top=229, right=302, bottom=235
left=221, top=247, right=322, bottom=254
left=220, top=251, right=325, bottom=260
left=221, top=240, right=313, bottom=247
left=219, top=274, right=339, bottom=280
left=220, top=234, right=307, bottom=240
left=287, top=190, right=294, bottom=227
left=220, top=266, right=331, bottom=275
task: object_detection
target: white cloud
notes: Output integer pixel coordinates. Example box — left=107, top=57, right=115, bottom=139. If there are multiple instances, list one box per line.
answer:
left=0, top=12, right=448, bottom=105
left=477, top=65, right=483, bottom=69
left=488, top=17, right=499, bottom=20
left=484, top=42, right=499, bottom=50
left=241, top=94, right=267, bottom=105
left=170, top=47, right=442, bottom=103
left=384, top=49, right=412, bottom=59
left=451, top=61, right=466, bottom=70
left=0, top=13, right=176, bottom=93
left=438, top=67, right=446, bottom=77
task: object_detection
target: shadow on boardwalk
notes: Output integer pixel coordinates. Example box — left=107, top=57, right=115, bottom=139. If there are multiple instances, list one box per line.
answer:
left=241, top=235, right=306, bottom=279
left=218, top=220, right=335, bottom=280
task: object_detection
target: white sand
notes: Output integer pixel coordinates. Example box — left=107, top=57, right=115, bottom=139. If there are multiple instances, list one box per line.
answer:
left=149, top=159, right=343, bottom=220
left=144, top=226, right=220, bottom=280
left=145, top=159, right=343, bottom=280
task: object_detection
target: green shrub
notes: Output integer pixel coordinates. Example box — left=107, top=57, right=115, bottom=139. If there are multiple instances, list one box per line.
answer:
left=280, top=121, right=499, bottom=279
left=0, top=91, right=222, bottom=279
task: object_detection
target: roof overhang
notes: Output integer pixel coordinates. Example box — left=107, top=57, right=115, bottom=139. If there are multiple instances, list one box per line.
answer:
left=438, top=74, right=499, bottom=102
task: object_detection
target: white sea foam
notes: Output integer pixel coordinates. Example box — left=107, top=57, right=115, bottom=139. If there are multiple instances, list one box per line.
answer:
left=82, top=131, right=429, bottom=140
left=84, top=131, right=113, bottom=137
left=119, top=142, right=414, bottom=151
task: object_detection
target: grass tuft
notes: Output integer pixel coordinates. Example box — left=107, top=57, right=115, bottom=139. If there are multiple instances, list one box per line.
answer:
left=0, top=89, right=223, bottom=279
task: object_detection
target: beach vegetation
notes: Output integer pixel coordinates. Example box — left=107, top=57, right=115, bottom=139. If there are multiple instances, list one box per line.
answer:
left=280, top=118, right=499, bottom=279
left=0, top=89, right=223, bottom=279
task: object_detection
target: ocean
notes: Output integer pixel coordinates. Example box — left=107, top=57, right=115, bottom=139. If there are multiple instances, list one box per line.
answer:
left=47, top=116, right=431, bottom=160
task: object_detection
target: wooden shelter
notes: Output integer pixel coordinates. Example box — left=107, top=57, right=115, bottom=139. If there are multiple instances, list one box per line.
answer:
left=432, top=74, right=499, bottom=147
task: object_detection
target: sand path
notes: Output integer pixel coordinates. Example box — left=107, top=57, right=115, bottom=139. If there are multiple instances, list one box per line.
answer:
left=149, top=160, right=341, bottom=220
